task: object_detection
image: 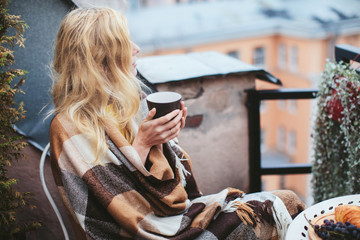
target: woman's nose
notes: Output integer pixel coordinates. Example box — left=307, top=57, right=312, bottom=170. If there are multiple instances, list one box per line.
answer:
left=132, top=42, right=140, bottom=55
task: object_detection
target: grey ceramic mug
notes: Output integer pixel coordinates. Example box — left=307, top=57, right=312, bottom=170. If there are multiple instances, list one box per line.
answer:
left=146, top=91, right=182, bottom=119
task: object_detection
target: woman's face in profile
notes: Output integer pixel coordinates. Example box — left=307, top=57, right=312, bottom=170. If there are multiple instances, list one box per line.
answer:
left=131, top=41, right=140, bottom=76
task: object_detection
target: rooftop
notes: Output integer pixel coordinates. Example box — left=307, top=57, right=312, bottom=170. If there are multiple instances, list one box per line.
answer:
left=74, top=0, right=360, bottom=53
left=137, top=51, right=281, bottom=85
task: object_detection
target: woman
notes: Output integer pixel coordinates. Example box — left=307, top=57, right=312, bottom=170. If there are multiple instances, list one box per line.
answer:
left=50, top=7, right=305, bottom=240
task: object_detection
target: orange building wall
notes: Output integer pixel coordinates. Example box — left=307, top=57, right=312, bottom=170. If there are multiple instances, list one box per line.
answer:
left=189, top=34, right=322, bottom=199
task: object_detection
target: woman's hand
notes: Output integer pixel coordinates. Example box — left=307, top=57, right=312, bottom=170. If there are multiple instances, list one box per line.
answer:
left=132, top=108, right=183, bottom=164
left=180, top=101, right=187, bottom=129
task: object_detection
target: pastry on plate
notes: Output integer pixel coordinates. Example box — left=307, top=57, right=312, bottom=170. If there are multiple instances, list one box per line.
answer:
left=335, top=204, right=360, bottom=228
left=307, top=205, right=360, bottom=240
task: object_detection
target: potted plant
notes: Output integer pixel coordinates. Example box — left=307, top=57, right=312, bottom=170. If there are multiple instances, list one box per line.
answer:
left=0, top=0, right=41, bottom=239
left=312, top=59, right=360, bottom=203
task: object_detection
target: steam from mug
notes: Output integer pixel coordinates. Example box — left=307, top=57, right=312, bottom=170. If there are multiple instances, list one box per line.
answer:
left=146, top=91, right=182, bottom=119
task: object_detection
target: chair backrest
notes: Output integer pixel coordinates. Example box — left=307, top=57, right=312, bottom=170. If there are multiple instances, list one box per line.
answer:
left=39, top=142, right=70, bottom=240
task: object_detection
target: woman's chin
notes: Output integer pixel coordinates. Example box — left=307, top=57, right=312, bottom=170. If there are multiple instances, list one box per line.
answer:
left=132, top=69, right=138, bottom=76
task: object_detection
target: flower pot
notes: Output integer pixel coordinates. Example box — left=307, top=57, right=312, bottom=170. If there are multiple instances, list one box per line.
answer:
left=326, top=76, right=360, bottom=122
left=326, top=89, right=344, bottom=122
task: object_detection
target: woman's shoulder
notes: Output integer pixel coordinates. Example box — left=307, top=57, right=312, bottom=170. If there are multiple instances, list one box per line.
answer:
left=50, top=112, right=80, bottom=137
left=51, top=112, right=71, bottom=128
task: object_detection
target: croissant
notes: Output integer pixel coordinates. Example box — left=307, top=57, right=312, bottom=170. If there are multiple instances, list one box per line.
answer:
left=335, top=205, right=360, bottom=227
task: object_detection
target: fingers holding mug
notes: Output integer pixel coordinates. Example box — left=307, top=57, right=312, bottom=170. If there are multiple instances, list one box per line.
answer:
left=180, top=101, right=187, bottom=129
left=167, top=122, right=181, bottom=141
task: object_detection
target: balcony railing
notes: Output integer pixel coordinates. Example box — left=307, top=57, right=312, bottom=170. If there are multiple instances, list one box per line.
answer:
left=246, top=44, right=360, bottom=193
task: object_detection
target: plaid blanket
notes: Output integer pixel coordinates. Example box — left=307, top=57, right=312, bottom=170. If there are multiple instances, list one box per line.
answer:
left=50, top=113, right=305, bottom=240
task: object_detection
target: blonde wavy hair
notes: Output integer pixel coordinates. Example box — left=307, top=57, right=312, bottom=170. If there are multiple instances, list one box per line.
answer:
left=51, top=7, right=142, bottom=161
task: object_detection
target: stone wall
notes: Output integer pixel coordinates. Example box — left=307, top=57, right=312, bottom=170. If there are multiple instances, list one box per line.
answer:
left=155, top=74, right=255, bottom=194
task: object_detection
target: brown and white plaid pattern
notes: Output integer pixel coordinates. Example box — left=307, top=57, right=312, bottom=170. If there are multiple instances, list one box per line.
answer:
left=50, top=113, right=305, bottom=240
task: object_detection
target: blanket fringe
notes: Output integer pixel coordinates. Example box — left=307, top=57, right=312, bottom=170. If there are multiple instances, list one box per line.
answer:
left=175, top=154, right=190, bottom=187
left=222, top=198, right=256, bottom=226
left=170, top=140, right=191, bottom=187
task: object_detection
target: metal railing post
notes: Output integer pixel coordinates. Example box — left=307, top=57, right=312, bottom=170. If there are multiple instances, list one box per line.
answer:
left=244, top=44, right=360, bottom=194
left=245, top=89, right=262, bottom=193
left=246, top=88, right=318, bottom=193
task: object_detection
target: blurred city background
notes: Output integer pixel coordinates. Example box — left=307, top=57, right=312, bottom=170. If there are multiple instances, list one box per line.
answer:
left=73, top=0, right=360, bottom=205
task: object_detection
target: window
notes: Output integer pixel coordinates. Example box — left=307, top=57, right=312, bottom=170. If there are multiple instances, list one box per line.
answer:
left=287, top=130, right=296, bottom=154
left=290, top=46, right=298, bottom=72
left=253, top=47, right=265, bottom=68
left=227, top=51, right=239, bottom=59
left=260, top=101, right=267, bottom=113
left=140, top=0, right=147, bottom=7
left=277, top=100, right=285, bottom=110
left=278, top=44, right=286, bottom=69
left=277, top=127, right=285, bottom=151
left=288, top=100, right=297, bottom=114
left=129, top=1, right=139, bottom=10
left=130, top=0, right=146, bottom=10
left=261, top=129, right=267, bottom=152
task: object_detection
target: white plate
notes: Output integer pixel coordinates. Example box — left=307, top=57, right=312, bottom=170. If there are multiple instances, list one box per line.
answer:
left=285, top=194, right=360, bottom=240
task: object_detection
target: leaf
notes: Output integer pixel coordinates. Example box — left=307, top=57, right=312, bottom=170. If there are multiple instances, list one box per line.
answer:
left=0, top=0, right=40, bottom=235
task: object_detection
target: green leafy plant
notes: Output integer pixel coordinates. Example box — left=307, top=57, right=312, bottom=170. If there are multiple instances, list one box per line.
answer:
left=0, top=0, right=41, bottom=238
left=312, top=59, right=360, bottom=203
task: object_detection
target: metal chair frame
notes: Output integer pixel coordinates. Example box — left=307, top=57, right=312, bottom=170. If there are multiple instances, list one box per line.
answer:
left=39, top=142, right=69, bottom=240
